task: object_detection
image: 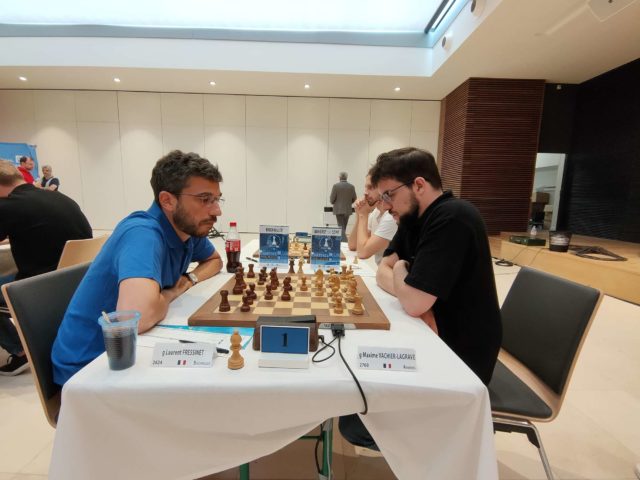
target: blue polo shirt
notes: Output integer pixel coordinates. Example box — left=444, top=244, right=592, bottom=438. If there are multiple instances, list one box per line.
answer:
left=52, top=202, right=215, bottom=385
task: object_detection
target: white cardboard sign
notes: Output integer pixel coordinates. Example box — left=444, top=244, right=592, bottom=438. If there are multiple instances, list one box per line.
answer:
left=357, top=346, right=417, bottom=372
left=151, top=342, right=216, bottom=368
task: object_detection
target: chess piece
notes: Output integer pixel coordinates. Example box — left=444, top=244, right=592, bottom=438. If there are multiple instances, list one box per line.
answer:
left=240, top=295, right=251, bottom=312
left=288, top=259, right=295, bottom=274
left=237, top=266, right=247, bottom=289
left=300, top=276, right=308, bottom=291
left=232, top=272, right=244, bottom=295
left=265, top=284, right=273, bottom=300
left=315, top=285, right=324, bottom=297
left=283, top=277, right=292, bottom=292
left=247, top=263, right=255, bottom=278
left=228, top=329, right=245, bottom=370
left=248, top=283, right=257, bottom=300
left=341, top=265, right=347, bottom=277
left=281, top=289, right=291, bottom=301
left=352, top=293, right=364, bottom=315
left=353, top=256, right=359, bottom=265
left=334, top=296, right=344, bottom=314
left=219, top=290, right=231, bottom=312
left=257, top=275, right=265, bottom=286
left=298, top=257, right=304, bottom=275
left=244, top=289, right=254, bottom=305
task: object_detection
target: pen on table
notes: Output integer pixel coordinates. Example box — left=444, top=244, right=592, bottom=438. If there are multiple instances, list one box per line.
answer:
left=246, top=257, right=259, bottom=263
left=179, top=339, right=229, bottom=354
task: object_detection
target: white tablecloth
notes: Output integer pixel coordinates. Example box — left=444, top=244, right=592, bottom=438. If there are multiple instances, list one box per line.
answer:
left=49, top=242, right=498, bottom=480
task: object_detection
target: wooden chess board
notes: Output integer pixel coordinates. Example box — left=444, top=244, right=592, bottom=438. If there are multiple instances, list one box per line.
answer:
left=189, top=272, right=390, bottom=330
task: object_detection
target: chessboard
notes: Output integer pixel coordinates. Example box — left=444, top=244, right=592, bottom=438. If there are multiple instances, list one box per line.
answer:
left=189, top=266, right=390, bottom=330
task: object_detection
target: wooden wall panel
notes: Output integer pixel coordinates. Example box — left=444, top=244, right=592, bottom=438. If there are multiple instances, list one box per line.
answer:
left=440, top=78, right=545, bottom=235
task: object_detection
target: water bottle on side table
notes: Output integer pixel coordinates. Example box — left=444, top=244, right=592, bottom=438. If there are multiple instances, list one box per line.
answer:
left=225, top=222, right=242, bottom=273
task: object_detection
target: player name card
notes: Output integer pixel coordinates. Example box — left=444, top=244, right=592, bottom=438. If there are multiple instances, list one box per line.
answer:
left=357, top=346, right=417, bottom=372
left=259, top=225, right=289, bottom=267
left=310, top=226, right=341, bottom=267
left=151, top=342, right=216, bottom=368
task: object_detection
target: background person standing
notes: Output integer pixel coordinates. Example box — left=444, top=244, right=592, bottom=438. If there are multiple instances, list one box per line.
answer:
left=329, top=171, right=356, bottom=242
left=40, top=165, right=60, bottom=191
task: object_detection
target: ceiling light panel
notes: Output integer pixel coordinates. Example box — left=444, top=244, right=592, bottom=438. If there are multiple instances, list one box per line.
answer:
left=0, top=0, right=440, bottom=33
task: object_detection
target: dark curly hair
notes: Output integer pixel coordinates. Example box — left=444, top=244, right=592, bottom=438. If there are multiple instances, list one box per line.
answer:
left=369, top=147, right=441, bottom=190
left=150, top=150, right=223, bottom=203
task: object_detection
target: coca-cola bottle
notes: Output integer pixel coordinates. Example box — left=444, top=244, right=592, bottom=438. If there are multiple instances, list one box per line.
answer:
left=225, top=222, right=242, bottom=273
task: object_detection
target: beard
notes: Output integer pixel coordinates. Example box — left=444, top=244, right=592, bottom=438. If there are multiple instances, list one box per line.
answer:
left=397, top=192, right=420, bottom=228
left=173, top=203, right=216, bottom=238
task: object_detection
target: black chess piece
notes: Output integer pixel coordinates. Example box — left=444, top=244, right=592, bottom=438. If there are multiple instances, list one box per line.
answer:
left=219, top=290, right=231, bottom=312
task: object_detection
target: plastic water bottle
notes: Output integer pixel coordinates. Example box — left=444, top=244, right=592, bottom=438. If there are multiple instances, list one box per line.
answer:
left=225, top=222, right=242, bottom=273
left=530, top=225, right=538, bottom=238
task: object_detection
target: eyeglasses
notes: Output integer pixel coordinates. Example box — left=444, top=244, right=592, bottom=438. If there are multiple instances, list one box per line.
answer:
left=175, top=193, right=225, bottom=206
left=380, top=181, right=414, bottom=204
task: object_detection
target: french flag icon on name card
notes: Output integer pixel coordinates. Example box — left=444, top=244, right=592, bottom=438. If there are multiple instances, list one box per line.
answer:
left=177, top=360, right=187, bottom=366
left=384, top=363, right=391, bottom=369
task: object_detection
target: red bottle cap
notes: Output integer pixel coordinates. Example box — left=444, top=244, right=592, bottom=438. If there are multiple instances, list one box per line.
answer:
left=230, top=222, right=237, bottom=227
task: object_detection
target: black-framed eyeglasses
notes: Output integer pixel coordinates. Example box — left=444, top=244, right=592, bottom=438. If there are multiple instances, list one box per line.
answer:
left=380, top=181, right=414, bottom=204
left=175, top=192, right=225, bottom=206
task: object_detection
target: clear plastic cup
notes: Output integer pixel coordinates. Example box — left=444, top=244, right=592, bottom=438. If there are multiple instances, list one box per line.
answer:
left=98, top=311, right=140, bottom=371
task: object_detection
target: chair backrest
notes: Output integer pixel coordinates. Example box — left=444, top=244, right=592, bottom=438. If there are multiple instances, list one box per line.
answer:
left=500, top=267, right=602, bottom=400
left=1, top=262, right=90, bottom=427
left=57, top=235, right=109, bottom=269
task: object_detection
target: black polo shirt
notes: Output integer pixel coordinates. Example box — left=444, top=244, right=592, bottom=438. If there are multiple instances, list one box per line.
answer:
left=384, top=191, right=502, bottom=384
left=0, top=184, right=92, bottom=280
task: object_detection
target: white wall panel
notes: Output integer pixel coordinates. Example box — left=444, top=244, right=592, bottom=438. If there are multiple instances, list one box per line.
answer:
left=34, top=91, right=76, bottom=121
left=204, top=95, right=245, bottom=126
left=76, top=122, right=125, bottom=229
left=204, top=126, right=247, bottom=230
left=120, top=123, right=163, bottom=214
left=0, top=90, right=35, bottom=121
left=411, top=101, right=441, bottom=131
left=33, top=121, right=83, bottom=209
left=329, top=99, right=370, bottom=130
left=0, top=120, right=36, bottom=146
left=161, top=93, right=204, bottom=125
left=75, top=91, right=118, bottom=122
left=118, top=92, right=162, bottom=124
left=370, top=100, right=412, bottom=131
left=287, top=128, right=328, bottom=231
left=409, top=130, right=439, bottom=154
left=245, top=127, right=287, bottom=231
left=327, top=129, right=370, bottom=203
left=246, top=96, right=287, bottom=128
left=162, top=125, right=205, bottom=155
left=287, top=97, right=329, bottom=129
left=368, top=130, right=411, bottom=164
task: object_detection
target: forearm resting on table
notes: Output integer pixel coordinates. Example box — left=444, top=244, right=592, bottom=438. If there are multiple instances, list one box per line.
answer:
left=347, top=216, right=359, bottom=251
left=392, top=263, right=436, bottom=318
left=189, top=251, right=223, bottom=281
left=117, top=278, right=181, bottom=333
left=376, top=255, right=397, bottom=295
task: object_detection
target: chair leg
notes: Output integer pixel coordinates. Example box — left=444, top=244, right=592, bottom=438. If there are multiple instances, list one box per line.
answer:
left=319, top=419, right=333, bottom=480
left=239, top=462, right=250, bottom=480
left=493, top=417, right=554, bottom=480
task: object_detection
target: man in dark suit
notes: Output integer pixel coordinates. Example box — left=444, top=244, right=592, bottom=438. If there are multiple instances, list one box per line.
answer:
left=329, top=172, right=357, bottom=242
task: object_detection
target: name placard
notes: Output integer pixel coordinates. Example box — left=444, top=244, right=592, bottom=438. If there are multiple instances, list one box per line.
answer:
left=310, top=226, right=341, bottom=267
left=357, top=346, right=417, bottom=372
left=259, top=225, right=290, bottom=267
left=151, top=342, right=216, bottom=368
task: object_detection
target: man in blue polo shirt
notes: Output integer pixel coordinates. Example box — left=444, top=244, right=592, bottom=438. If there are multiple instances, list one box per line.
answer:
left=52, top=150, right=224, bottom=385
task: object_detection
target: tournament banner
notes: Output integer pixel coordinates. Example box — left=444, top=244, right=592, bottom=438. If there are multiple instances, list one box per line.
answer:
left=0, top=142, right=39, bottom=177
left=259, top=225, right=289, bottom=268
left=310, top=226, right=341, bottom=267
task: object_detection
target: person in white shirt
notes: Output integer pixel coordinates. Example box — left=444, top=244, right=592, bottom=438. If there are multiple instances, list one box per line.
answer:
left=348, top=173, right=398, bottom=264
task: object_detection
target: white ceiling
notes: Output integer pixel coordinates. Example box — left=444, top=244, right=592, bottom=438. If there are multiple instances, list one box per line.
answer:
left=0, top=0, right=639, bottom=100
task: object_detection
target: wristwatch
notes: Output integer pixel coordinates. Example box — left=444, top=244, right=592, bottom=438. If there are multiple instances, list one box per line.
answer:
left=186, top=272, right=199, bottom=286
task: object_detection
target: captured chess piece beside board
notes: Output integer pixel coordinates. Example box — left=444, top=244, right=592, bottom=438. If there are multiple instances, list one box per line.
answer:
left=188, top=263, right=390, bottom=330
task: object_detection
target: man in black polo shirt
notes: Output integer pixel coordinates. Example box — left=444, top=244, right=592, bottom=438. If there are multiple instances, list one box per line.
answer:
left=0, top=160, right=92, bottom=375
left=339, top=147, right=501, bottom=450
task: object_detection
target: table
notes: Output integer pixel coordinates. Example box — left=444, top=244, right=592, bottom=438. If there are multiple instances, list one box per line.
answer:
left=49, top=241, right=498, bottom=480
